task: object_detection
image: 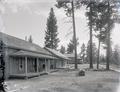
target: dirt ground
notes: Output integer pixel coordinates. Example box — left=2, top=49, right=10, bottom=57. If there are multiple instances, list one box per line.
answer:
left=6, top=64, right=120, bottom=92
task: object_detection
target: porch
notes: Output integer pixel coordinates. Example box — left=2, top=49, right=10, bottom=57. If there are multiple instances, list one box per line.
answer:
left=9, top=72, right=48, bottom=79
left=9, top=50, right=57, bottom=79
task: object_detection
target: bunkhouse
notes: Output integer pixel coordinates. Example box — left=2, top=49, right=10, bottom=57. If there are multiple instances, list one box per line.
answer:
left=65, top=53, right=82, bottom=64
left=45, top=47, right=70, bottom=69
left=0, top=32, right=69, bottom=79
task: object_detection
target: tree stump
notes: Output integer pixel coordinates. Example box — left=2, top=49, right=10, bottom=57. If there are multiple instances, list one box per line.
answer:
left=77, top=70, right=85, bottom=76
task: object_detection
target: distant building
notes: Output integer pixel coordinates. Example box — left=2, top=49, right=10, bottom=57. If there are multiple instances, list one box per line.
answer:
left=45, top=47, right=70, bottom=68
left=0, top=32, right=69, bottom=79
left=65, top=53, right=82, bottom=64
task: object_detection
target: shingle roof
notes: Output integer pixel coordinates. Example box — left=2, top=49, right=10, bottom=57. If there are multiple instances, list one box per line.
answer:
left=44, top=47, right=70, bottom=60
left=64, top=53, right=81, bottom=59
left=0, top=32, right=52, bottom=55
left=10, top=50, right=56, bottom=59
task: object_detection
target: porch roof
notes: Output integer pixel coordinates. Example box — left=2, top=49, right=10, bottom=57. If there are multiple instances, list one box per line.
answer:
left=10, top=50, right=57, bottom=59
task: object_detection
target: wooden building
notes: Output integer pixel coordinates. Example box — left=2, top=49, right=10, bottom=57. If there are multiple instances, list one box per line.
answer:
left=65, top=53, right=82, bottom=64
left=0, top=32, right=69, bottom=79
left=45, top=47, right=70, bottom=69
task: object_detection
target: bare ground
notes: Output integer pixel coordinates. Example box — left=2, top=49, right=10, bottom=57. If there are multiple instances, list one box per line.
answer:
left=6, top=64, right=120, bottom=92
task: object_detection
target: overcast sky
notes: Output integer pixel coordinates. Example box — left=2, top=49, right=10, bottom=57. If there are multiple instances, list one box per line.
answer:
left=0, top=0, right=120, bottom=52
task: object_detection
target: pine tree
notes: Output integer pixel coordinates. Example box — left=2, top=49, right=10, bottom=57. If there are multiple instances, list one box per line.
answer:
left=67, top=42, right=74, bottom=54
left=85, top=1, right=98, bottom=69
left=60, top=45, right=66, bottom=54
left=86, top=41, right=97, bottom=64
left=80, top=43, right=86, bottom=63
left=44, top=8, right=59, bottom=50
left=93, top=2, right=109, bottom=69
left=112, top=45, right=120, bottom=65
left=67, top=37, right=79, bottom=54
left=105, top=1, right=115, bottom=70
left=28, top=35, right=33, bottom=43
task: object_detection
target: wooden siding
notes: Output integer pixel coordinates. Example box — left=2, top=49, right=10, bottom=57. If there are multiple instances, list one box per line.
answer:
left=9, top=57, right=25, bottom=74
left=27, top=57, right=37, bottom=73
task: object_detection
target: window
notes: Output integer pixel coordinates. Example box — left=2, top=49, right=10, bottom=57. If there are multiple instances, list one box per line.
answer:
left=42, top=64, right=45, bottom=70
left=32, top=59, right=37, bottom=72
left=19, top=58, right=23, bottom=71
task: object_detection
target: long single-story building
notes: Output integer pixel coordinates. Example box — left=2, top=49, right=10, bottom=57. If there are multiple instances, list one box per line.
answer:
left=65, top=53, right=82, bottom=64
left=0, top=32, right=69, bottom=79
left=45, top=47, right=70, bottom=69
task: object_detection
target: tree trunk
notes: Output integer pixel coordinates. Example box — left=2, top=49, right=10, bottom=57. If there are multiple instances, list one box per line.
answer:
left=71, top=1, right=78, bottom=69
left=106, top=31, right=110, bottom=70
left=83, top=55, right=85, bottom=63
left=97, top=39, right=100, bottom=69
left=89, top=3, right=93, bottom=69
left=106, top=2, right=110, bottom=70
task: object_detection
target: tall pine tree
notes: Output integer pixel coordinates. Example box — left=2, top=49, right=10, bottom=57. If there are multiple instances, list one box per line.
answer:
left=44, top=8, right=59, bottom=50
left=80, top=43, right=86, bottom=63
left=67, top=37, right=79, bottom=54
left=60, top=45, right=66, bottom=54
left=86, top=41, right=97, bottom=64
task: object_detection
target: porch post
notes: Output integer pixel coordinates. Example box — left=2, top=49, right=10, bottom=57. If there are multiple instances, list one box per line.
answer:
left=45, top=59, right=47, bottom=73
left=25, top=56, right=28, bottom=79
left=48, top=59, right=50, bottom=72
left=37, top=58, right=39, bottom=73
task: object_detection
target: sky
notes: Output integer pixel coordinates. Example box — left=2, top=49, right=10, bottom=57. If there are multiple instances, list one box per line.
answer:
left=0, top=0, right=120, bottom=53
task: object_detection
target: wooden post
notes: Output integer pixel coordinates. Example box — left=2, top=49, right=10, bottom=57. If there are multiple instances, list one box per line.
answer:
left=45, top=59, right=47, bottom=73
left=37, top=58, right=39, bottom=73
left=25, top=57, right=28, bottom=79
left=48, top=59, right=50, bottom=72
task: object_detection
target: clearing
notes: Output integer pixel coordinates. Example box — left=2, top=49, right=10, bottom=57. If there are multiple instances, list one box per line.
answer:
left=6, top=64, right=120, bottom=92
